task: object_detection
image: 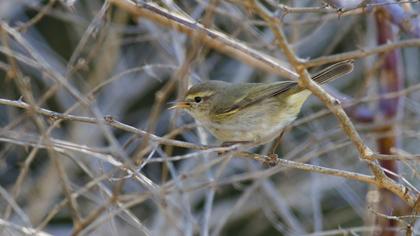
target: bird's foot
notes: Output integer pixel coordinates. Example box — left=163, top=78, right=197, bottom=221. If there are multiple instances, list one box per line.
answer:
left=263, top=153, right=279, bottom=167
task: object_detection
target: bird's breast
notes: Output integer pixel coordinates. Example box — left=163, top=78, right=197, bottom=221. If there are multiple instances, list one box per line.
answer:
left=206, top=99, right=299, bottom=143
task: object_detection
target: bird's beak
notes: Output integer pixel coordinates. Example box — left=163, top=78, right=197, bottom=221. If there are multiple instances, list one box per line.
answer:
left=168, top=101, right=190, bottom=109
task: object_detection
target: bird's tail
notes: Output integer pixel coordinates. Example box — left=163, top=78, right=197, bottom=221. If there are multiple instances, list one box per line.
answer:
left=311, top=60, right=354, bottom=85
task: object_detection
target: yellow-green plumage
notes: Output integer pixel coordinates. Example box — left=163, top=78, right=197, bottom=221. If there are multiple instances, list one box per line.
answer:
left=180, top=61, right=353, bottom=145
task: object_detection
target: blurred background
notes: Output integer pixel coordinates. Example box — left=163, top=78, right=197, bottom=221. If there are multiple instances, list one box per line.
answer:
left=0, top=0, right=419, bottom=235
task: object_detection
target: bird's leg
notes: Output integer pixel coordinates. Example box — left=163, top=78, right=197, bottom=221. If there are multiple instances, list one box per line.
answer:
left=267, top=126, right=290, bottom=161
left=268, top=131, right=284, bottom=157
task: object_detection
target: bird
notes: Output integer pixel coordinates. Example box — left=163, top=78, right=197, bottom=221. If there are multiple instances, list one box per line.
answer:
left=171, top=61, right=354, bottom=147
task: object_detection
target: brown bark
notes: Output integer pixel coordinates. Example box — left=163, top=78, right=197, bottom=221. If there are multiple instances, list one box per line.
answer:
left=374, top=8, right=410, bottom=236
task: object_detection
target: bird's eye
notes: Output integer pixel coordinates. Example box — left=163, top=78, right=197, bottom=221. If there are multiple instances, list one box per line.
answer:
left=194, top=96, right=202, bottom=103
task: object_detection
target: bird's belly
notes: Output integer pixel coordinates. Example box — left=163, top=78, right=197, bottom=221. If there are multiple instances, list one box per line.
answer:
left=207, top=109, right=297, bottom=143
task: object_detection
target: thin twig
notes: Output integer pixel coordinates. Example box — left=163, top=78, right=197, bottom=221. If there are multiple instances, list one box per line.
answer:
left=0, top=219, right=52, bottom=236
left=109, top=0, right=298, bottom=80
left=16, top=0, right=57, bottom=32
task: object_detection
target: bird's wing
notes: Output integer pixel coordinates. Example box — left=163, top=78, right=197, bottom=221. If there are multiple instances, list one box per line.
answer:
left=213, top=81, right=296, bottom=117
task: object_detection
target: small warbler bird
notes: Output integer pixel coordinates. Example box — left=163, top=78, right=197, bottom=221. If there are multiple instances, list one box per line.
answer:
left=172, top=61, right=353, bottom=146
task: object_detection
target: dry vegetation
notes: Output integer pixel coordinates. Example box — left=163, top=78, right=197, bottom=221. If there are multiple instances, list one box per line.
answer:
left=0, top=0, right=420, bottom=235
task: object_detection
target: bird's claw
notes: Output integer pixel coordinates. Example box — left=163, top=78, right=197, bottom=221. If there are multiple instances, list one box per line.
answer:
left=263, top=153, right=279, bottom=167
